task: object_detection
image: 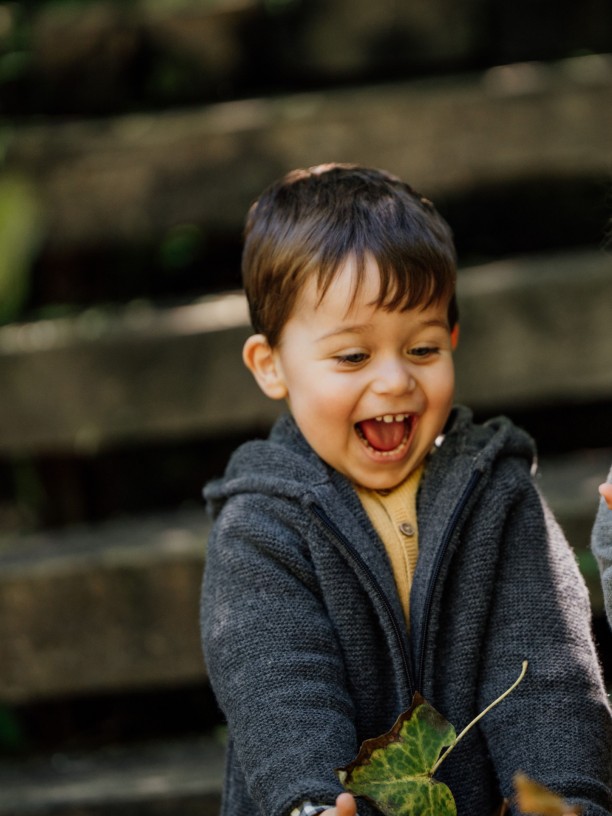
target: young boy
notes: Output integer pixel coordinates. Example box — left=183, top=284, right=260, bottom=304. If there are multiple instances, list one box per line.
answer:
left=201, top=164, right=612, bottom=816
left=593, top=467, right=612, bottom=628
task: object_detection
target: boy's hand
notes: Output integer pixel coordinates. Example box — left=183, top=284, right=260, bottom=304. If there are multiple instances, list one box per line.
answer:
left=321, top=793, right=358, bottom=816
left=599, top=482, right=612, bottom=510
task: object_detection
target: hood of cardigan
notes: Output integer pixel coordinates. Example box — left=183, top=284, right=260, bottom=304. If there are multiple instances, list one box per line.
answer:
left=204, top=405, right=536, bottom=520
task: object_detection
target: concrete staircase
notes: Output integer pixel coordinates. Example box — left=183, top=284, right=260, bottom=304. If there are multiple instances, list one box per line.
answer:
left=1, top=1, right=612, bottom=813
left=6, top=53, right=612, bottom=252
left=1, top=257, right=610, bottom=814
left=0, top=736, right=225, bottom=816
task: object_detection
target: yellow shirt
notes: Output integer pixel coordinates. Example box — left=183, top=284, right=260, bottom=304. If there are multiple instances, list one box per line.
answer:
left=355, top=463, right=424, bottom=628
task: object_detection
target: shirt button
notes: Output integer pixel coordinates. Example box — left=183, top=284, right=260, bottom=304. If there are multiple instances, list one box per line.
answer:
left=399, top=522, right=415, bottom=537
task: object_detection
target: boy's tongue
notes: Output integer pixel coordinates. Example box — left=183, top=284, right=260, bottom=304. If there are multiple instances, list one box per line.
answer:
left=358, top=418, right=406, bottom=452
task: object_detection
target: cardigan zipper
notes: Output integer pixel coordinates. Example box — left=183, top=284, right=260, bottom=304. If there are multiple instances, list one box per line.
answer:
left=311, top=504, right=415, bottom=699
left=415, top=468, right=483, bottom=692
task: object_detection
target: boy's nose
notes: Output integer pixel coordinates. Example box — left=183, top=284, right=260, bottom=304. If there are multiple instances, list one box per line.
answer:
left=370, top=360, right=416, bottom=396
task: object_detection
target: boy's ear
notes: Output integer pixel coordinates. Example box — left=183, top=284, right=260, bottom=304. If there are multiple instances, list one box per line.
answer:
left=242, top=334, right=288, bottom=400
left=450, top=323, right=460, bottom=350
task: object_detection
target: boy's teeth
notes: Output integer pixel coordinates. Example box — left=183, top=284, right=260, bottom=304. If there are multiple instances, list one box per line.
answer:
left=376, top=414, right=406, bottom=423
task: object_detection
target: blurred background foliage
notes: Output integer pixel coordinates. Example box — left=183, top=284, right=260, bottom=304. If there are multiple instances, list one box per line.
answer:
left=0, top=174, right=44, bottom=325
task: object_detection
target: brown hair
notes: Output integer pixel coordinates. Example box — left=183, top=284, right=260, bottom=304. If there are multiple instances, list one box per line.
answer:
left=242, top=163, right=458, bottom=347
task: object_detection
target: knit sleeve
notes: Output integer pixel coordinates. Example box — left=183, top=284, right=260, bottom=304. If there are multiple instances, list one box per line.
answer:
left=200, top=492, right=359, bottom=816
left=476, top=472, right=612, bottom=816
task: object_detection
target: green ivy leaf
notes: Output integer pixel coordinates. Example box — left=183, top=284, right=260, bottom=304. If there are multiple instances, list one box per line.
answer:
left=337, top=692, right=457, bottom=816
left=337, top=663, right=529, bottom=816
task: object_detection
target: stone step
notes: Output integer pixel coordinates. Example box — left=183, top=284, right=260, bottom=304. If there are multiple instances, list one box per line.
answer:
left=0, top=291, right=275, bottom=455
left=0, top=735, right=224, bottom=816
left=11, top=0, right=612, bottom=119
left=536, top=448, right=611, bottom=615
left=0, top=509, right=210, bottom=704
left=10, top=0, right=478, bottom=113
left=0, top=249, right=610, bottom=456
left=6, top=53, right=612, bottom=250
left=453, top=249, right=612, bottom=410
left=0, top=447, right=608, bottom=705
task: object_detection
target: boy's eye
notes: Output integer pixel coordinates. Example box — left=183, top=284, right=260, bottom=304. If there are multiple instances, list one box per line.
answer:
left=336, top=352, right=368, bottom=365
left=409, top=346, right=439, bottom=359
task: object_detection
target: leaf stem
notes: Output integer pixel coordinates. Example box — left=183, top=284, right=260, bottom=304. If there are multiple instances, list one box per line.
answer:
left=430, top=660, right=528, bottom=777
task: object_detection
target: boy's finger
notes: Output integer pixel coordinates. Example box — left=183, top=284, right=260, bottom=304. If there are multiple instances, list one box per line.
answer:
left=335, top=792, right=357, bottom=816
left=599, top=483, right=612, bottom=509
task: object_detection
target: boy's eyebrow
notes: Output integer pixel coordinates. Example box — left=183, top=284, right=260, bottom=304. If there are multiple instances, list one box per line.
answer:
left=420, top=317, right=451, bottom=330
left=315, top=324, right=373, bottom=342
left=316, top=317, right=449, bottom=342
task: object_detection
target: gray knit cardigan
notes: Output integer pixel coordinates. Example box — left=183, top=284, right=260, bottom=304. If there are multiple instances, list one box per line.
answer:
left=592, top=464, right=612, bottom=630
left=201, top=406, right=612, bottom=816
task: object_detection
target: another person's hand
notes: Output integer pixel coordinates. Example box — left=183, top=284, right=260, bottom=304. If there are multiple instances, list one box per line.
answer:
left=599, top=482, right=612, bottom=510
left=321, top=792, right=358, bottom=816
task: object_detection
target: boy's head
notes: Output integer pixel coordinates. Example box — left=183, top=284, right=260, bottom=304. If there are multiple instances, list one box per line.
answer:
left=242, top=164, right=459, bottom=490
left=242, top=163, right=458, bottom=348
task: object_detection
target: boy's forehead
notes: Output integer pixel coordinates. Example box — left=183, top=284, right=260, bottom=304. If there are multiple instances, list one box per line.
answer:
left=295, top=258, right=448, bottom=320
left=278, top=250, right=455, bottom=344
left=288, top=284, right=451, bottom=348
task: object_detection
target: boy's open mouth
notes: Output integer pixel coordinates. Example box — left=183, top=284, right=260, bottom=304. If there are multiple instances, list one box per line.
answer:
left=355, top=414, right=414, bottom=455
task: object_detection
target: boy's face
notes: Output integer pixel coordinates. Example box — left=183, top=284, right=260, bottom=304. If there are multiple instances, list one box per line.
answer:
left=248, top=256, right=456, bottom=491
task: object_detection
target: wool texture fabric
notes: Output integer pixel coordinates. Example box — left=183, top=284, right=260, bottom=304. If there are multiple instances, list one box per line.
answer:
left=201, top=406, right=612, bottom=816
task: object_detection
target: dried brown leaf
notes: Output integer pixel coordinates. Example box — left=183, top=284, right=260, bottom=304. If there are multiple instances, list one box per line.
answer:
left=514, top=773, right=581, bottom=816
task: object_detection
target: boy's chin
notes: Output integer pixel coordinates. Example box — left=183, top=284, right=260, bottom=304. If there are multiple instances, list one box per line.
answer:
left=351, top=467, right=411, bottom=492
left=349, top=447, right=419, bottom=491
